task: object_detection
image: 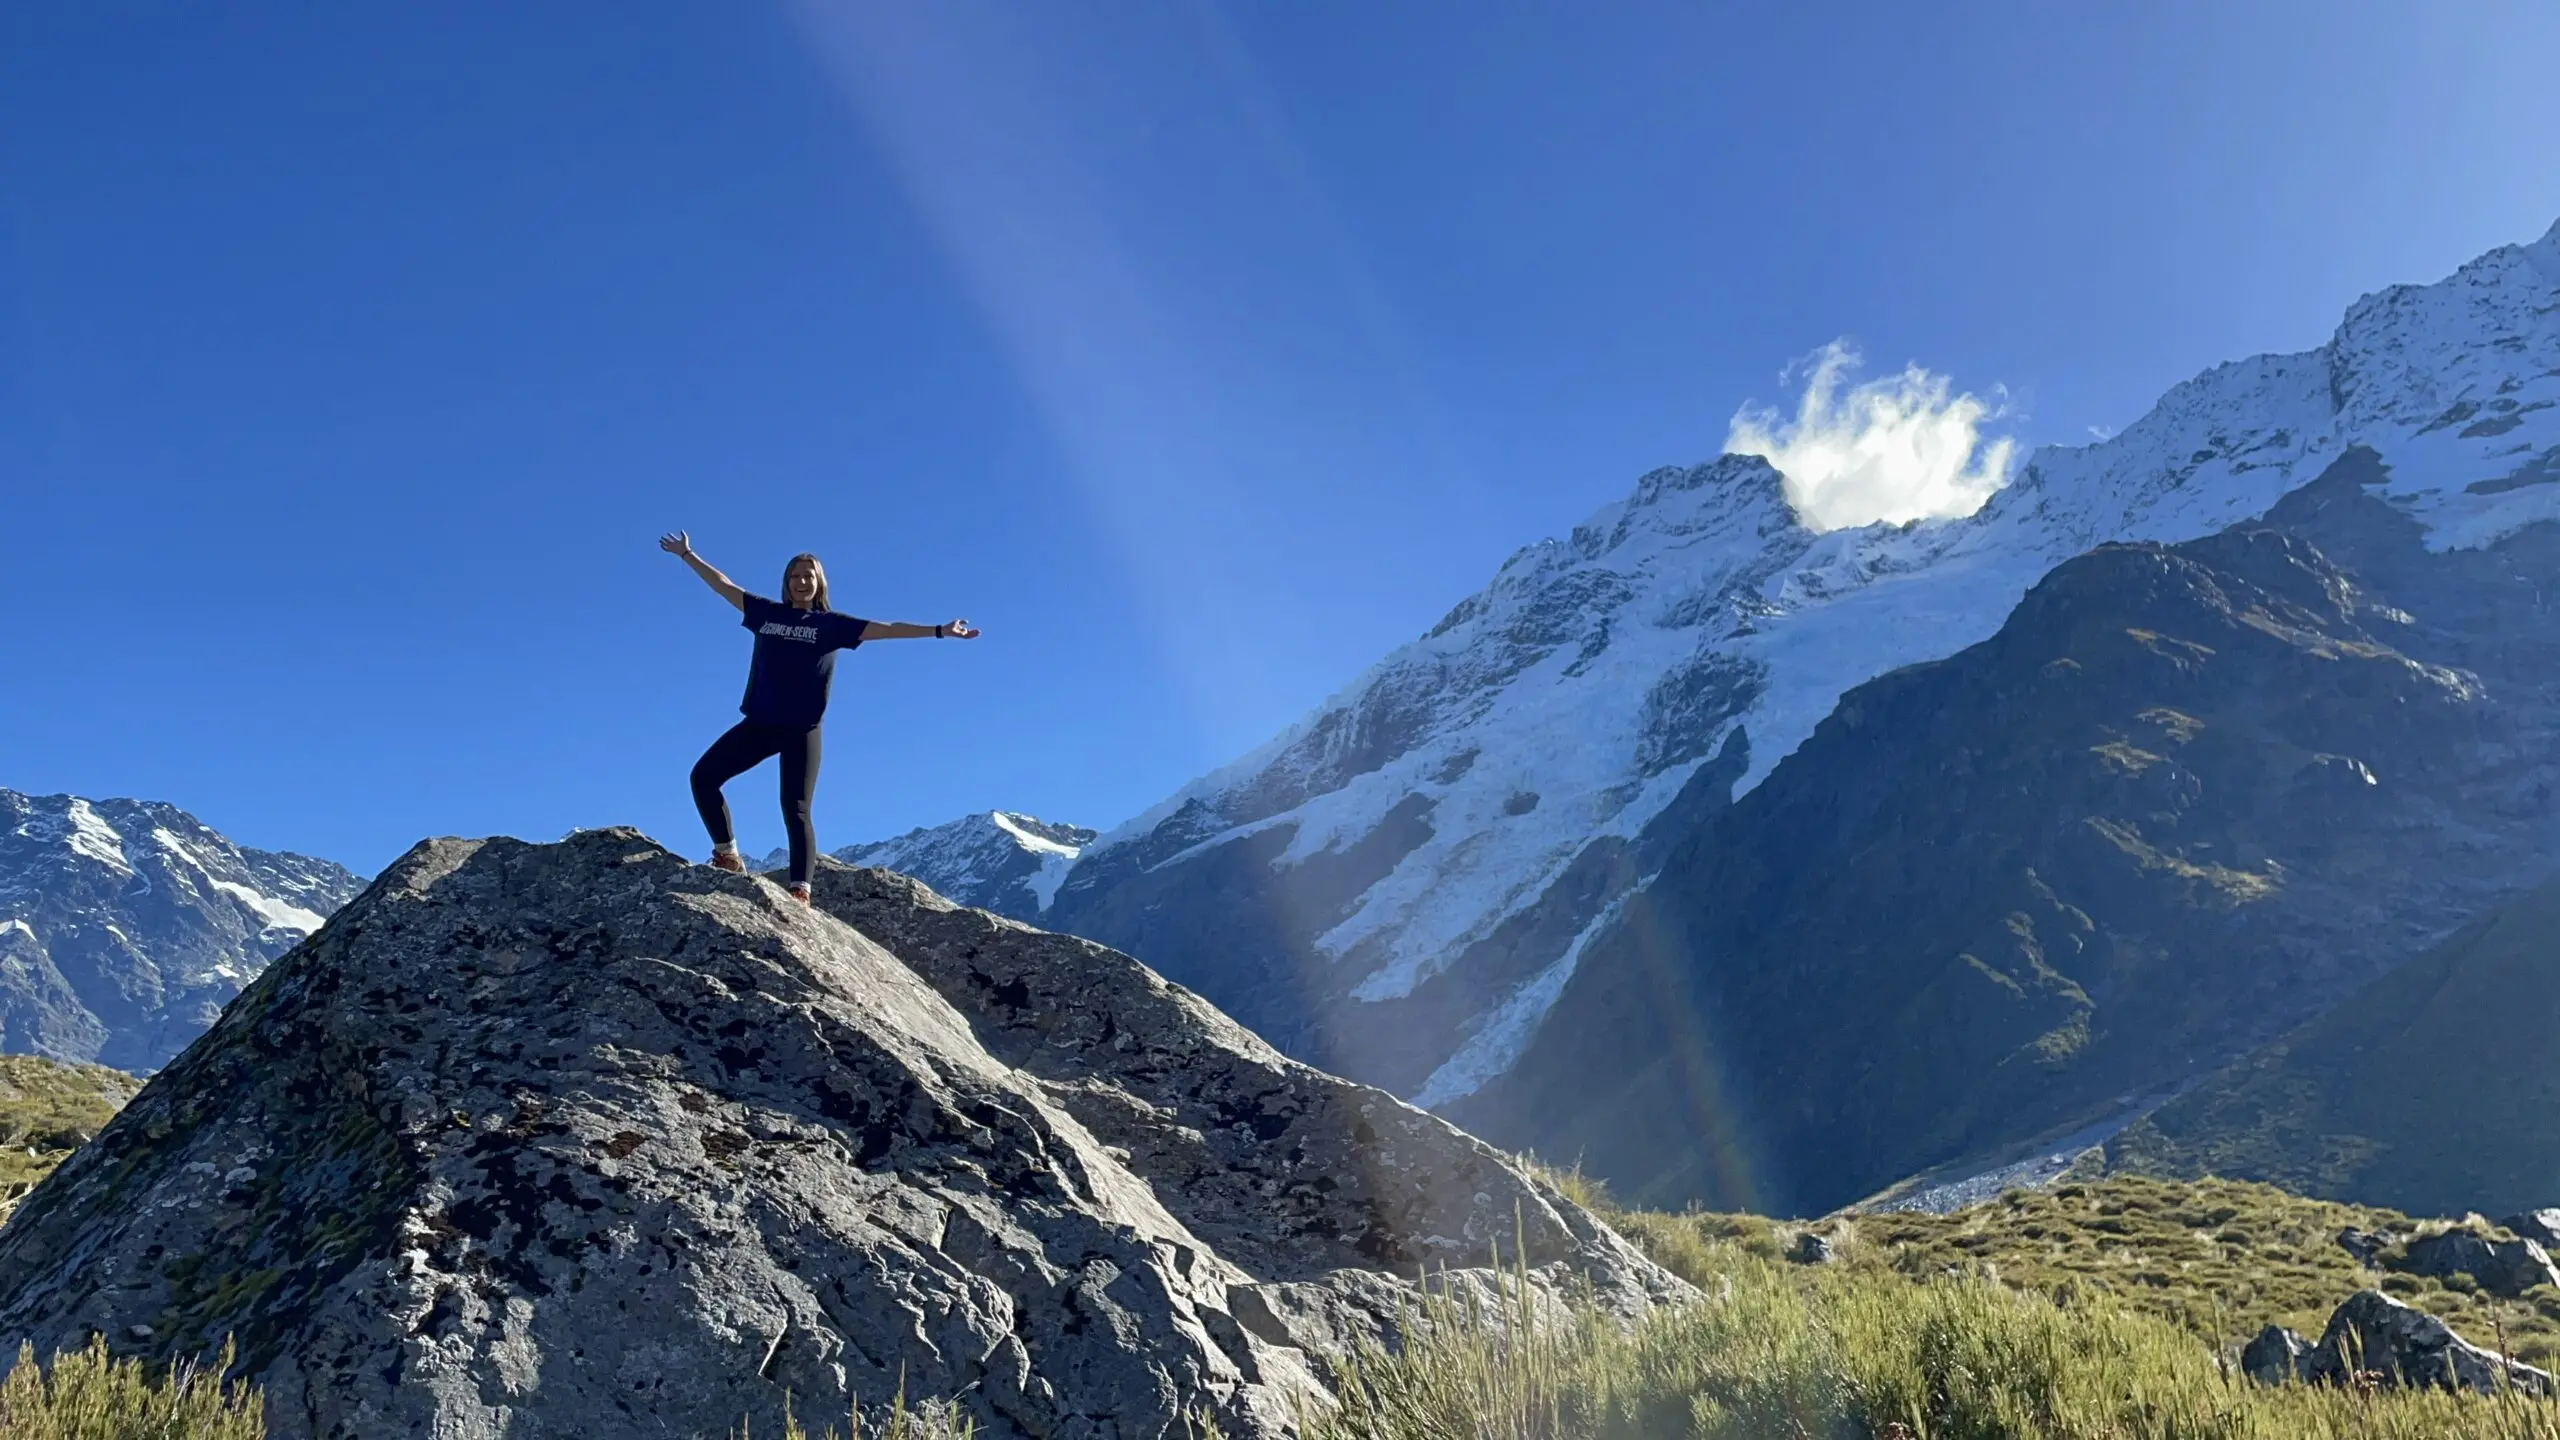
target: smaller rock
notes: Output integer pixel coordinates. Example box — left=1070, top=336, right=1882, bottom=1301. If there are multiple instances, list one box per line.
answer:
left=1788, top=1231, right=1835, bottom=1265
left=2240, top=1325, right=2312, bottom=1385
left=125, top=1325, right=153, bottom=1342
left=2303, top=1290, right=2555, bottom=1396
left=2503, top=1210, right=2560, bottom=1248
left=2336, top=1226, right=2394, bottom=1266
left=2393, top=1229, right=2560, bottom=1298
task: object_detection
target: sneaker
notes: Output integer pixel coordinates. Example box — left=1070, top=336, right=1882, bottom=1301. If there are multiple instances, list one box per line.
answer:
left=709, top=850, right=746, bottom=874
left=787, top=883, right=812, bottom=905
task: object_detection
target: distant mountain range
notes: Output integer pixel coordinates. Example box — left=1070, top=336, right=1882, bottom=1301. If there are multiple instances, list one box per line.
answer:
left=16, top=217, right=2560, bottom=1223
left=0, top=792, right=364, bottom=1071
left=754, top=811, right=1095, bottom=921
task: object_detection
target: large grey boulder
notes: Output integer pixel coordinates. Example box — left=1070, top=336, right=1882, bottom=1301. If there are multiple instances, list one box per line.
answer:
left=2240, top=1325, right=2312, bottom=1385
left=2393, top=1229, right=2560, bottom=1298
left=2303, top=1290, right=2555, bottom=1396
left=0, top=831, right=1683, bottom=1439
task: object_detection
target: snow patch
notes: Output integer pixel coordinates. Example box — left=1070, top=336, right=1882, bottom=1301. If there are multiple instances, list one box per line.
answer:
left=1412, top=889, right=1638, bottom=1109
left=211, top=882, right=330, bottom=936
left=1027, top=851, right=1076, bottom=913
left=65, top=800, right=131, bottom=874
left=0, top=918, right=33, bottom=942
left=990, top=811, right=1082, bottom=860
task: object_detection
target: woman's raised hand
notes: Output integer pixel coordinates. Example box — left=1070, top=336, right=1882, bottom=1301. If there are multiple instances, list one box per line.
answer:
left=658, top=531, right=693, bottom=557
left=944, top=620, right=981, bottom=639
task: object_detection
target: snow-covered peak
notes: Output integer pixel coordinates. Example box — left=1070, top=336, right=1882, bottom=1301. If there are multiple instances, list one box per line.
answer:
left=800, top=811, right=1100, bottom=921
left=0, top=790, right=366, bottom=1069
left=1061, top=214, right=2560, bottom=1108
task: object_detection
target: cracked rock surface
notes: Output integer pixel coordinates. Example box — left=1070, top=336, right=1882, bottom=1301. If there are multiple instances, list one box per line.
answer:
left=0, top=829, right=1682, bottom=1439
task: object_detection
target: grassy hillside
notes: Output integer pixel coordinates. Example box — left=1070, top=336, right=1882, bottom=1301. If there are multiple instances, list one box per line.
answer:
left=1305, top=1169, right=2560, bottom=1439
left=1310, top=1239, right=2560, bottom=1440
left=0, top=1054, right=143, bottom=1226
left=1608, top=1174, right=2560, bottom=1367
left=2104, top=878, right=2560, bottom=1218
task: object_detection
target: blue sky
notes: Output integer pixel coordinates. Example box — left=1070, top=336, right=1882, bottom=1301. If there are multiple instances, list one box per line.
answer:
left=5, top=2, right=2556, bottom=874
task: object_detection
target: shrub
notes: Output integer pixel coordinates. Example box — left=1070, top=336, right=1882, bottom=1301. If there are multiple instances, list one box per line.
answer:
left=0, top=1337, right=263, bottom=1440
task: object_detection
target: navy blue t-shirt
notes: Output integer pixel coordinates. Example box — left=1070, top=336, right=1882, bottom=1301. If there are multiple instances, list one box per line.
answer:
left=737, top=595, right=870, bottom=727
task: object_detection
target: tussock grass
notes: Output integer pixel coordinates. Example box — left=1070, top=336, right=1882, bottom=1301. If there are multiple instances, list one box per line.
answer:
left=1306, top=1237, right=2560, bottom=1440
left=0, top=1337, right=262, bottom=1439
left=1614, top=1175, right=2560, bottom=1369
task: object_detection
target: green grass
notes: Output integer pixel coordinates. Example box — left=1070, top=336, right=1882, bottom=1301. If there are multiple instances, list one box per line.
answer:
left=1586, top=1172, right=2560, bottom=1370
left=0, top=1055, right=142, bottom=1227
left=1306, top=1225, right=2560, bottom=1440
left=0, top=1338, right=262, bottom=1439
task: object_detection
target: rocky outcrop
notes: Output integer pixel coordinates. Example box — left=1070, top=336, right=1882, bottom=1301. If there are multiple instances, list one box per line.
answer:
left=2395, top=1230, right=2560, bottom=1298
left=2504, top=1210, right=2560, bottom=1248
left=2241, top=1325, right=2313, bottom=1385
left=2302, top=1290, right=2555, bottom=1396
left=0, top=830, right=1680, bottom=1440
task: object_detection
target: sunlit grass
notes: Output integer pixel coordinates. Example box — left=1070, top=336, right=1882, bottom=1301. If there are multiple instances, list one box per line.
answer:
left=1305, top=1235, right=2560, bottom=1440
left=0, top=1337, right=263, bottom=1440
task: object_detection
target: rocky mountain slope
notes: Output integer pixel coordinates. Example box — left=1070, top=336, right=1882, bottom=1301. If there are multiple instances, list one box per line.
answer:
left=0, top=829, right=1679, bottom=1440
left=0, top=791, right=363, bottom=1071
left=1040, top=218, right=2560, bottom=1120
left=763, top=811, right=1095, bottom=923
left=1455, top=444, right=2560, bottom=1213
left=2102, top=871, right=2560, bottom=1218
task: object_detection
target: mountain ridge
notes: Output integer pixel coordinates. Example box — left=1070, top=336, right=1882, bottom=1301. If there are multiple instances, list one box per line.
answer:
left=1038, top=214, right=2560, bottom=1114
left=0, top=790, right=364, bottom=1071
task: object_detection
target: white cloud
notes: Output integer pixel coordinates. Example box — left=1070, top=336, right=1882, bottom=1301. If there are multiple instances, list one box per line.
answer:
left=2088, top=424, right=2118, bottom=441
left=1725, top=340, right=2018, bottom=533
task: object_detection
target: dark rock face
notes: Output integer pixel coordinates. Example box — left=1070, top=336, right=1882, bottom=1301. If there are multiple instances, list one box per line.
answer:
left=2338, top=1228, right=2394, bottom=1267
left=2394, top=1231, right=2560, bottom=1298
left=1458, top=450, right=2560, bottom=1215
left=1786, top=1231, right=1834, bottom=1265
left=0, top=791, right=363, bottom=1071
left=0, top=831, right=1679, bottom=1440
left=2241, top=1325, right=2312, bottom=1385
left=2105, top=876, right=2560, bottom=1217
left=2507, top=1210, right=2560, bottom=1248
left=2302, top=1290, right=2554, bottom=1396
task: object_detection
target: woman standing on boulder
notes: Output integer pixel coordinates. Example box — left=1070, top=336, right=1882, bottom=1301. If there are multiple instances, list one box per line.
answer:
left=660, top=532, right=978, bottom=904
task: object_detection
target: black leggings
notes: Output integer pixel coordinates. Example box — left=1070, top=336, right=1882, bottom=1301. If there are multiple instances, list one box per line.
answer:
left=689, top=721, right=822, bottom=886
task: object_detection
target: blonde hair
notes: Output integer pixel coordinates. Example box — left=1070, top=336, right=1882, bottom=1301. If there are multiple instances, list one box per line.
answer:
left=783, top=553, right=831, bottom=612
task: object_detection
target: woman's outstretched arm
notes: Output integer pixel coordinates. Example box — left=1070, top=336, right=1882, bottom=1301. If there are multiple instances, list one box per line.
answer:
left=858, top=619, right=980, bottom=641
left=659, top=532, right=746, bottom=612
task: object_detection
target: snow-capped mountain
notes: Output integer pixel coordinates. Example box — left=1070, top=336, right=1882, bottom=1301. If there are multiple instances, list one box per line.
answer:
left=1044, top=215, right=2560, bottom=1107
left=839, top=812, right=1094, bottom=921
left=757, top=812, right=1095, bottom=922
left=0, top=792, right=365, bottom=1071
